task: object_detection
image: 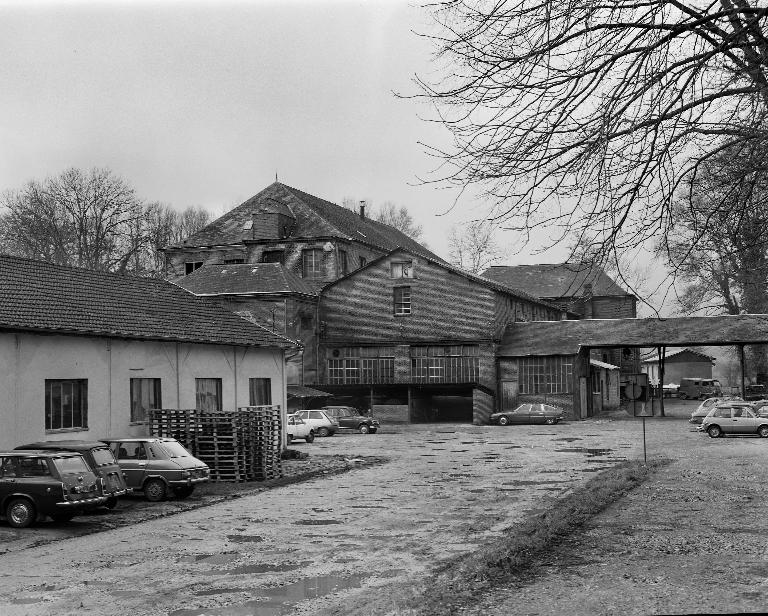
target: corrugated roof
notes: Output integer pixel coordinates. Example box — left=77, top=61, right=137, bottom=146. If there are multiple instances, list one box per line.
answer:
left=169, top=182, right=445, bottom=261
left=590, top=358, right=620, bottom=370
left=0, top=254, right=295, bottom=348
left=287, top=385, right=332, bottom=398
left=174, top=263, right=318, bottom=297
left=640, top=347, right=715, bottom=364
left=483, top=263, right=630, bottom=298
left=499, top=315, right=768, bottom=356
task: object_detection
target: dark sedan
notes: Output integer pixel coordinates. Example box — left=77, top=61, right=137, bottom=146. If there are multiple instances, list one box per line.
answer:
left=490, top=403, right=565, bottom=426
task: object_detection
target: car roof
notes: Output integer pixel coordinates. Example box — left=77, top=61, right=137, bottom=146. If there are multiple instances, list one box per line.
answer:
left=102, top=437, right=178, bottom=443
left=15, top=440, right=109, bottom=451
left=2, top=449, right=85, bottom=458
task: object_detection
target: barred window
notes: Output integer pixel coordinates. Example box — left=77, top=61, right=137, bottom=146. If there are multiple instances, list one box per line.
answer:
left=45, top=379, right=88, bottom=431
left=518, top=356, right=573, bottom=394
left=328, top=347, right=395, bottom=384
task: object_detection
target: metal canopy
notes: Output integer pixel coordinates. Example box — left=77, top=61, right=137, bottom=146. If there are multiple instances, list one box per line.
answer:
left=498, top=314, right=768, bottom=357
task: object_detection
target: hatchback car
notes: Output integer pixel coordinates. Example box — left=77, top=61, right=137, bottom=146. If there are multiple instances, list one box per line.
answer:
left=490, top=403, right=565, bottom=426
left=294, top=410, right=338, bottom=437
left=688, top=397, right=744, bottom=425
left=15, top=440, right=129, bottom=508
left=322, top=406, right=380, bottom=434
left=0, top=450, right=107, bottom=527
left=287, top=414, right=315, bottom=443
left=698, top=403, right=768, bottom=438
left=103, top=438, right=209, bottom=501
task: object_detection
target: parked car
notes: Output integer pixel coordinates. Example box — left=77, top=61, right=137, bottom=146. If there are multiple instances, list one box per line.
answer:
left=698, top=403, right=768, bottom=438
left=678, top=378, right=722, bottom=400
left=752, top=399, right=768, bottom=417
left=490, top=403, right=565, bottom=426
left=0, top=450, right=107, bottom=527
left=102, top=438, right=209, bottom=501
left=294, top=410, right=338, bottom=437
left=287, top=414, right=315, bottom=443
left=688, top=396, right=744, bottom=425
left=15, top=440, right=129, bottom=509
left=322, top=406, right=380, bottom=434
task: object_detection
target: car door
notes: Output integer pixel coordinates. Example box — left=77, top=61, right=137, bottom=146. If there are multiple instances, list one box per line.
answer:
left=736, top=407, right=760, bottom=434
left=111, top=442, right=148, bottom=489
left=529, top=404, right=547, bottom=424
left=509, top=404, right=532, bottom=424
left=338, top=410, right=356, bottom=430
left=0, top=456, right=16, bottom=502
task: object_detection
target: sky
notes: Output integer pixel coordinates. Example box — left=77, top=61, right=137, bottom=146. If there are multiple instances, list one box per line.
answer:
left=0, top=0, right=674, bottom=311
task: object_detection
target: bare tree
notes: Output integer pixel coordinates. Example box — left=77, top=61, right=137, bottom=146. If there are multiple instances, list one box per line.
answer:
left=0, top=168, right=211, bottom=276
left=1, top=168, right=145, bottom=272
left=341, top=197, right=424, bottom=241
left=448, top=220, right=506, bottom=274
left=416, top=1, right=768, bottom=271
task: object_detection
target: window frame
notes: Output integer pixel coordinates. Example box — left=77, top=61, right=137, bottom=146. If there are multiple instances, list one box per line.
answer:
left=390, top=260, right=414, bottom=278
left=393, top=286, right=412, bottom=316
left=129, top=378, right=162, bottom=424
left=45, top=379, right=88, bottom=431
left=249, top=378, right=272, bottom=406
left=302, top=248, right=324, bottom=279
left=185, top=261, right=203, bottom=275
left=195, top=378, right=223, bottom=412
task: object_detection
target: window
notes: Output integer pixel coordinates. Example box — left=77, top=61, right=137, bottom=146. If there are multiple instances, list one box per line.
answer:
left=518, top=356, right=574, bottom=395
left=224, top=258, right=245, bottom=264
left=391, top=260, right=413, bottom=278
left=249, top=378, right=272, bottom=406
left=195, top=378, right=222, bottom=411
left=359, top=256, right=367, bottom=269
left=338, top=250, right=348, bottom=275
left=410, top=346, right=479, bottom=383
left=185, top=261, right=203, bottom=275
left=45, top=379, right=88, bottom=431
left=130, top=378, right=162, bottom=423
left=394, top=286, right=411, bottom=315
left=302, top=249, right=324, bottom=279
left=261, top=250, right=285, bottom=264
left=327, top=347, right=395, bottom=384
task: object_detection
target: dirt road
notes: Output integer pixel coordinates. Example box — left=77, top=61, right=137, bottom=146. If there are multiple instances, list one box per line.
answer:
left=1, top=402, right=763, bottom=615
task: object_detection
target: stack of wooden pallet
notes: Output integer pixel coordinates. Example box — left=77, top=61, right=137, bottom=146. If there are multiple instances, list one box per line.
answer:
left=149, top=406, right=283, bottom=482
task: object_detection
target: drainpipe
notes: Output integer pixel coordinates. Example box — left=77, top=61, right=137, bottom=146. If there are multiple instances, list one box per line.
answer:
left=106, top=339, right=112, bottom=436
left=176, top=342, right=181, bottom=409
left=233, top=346, right=238, bottom=410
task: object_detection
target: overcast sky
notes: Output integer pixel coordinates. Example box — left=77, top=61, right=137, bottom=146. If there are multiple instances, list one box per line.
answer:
left=0, top=0, right=584, bottom=266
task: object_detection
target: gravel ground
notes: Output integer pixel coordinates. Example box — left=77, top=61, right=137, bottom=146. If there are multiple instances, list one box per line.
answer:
left=1, top=401, right=765, bottom=615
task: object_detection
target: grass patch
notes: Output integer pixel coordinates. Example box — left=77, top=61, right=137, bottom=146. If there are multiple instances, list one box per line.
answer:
left=368, top=459, right=666, bottom=616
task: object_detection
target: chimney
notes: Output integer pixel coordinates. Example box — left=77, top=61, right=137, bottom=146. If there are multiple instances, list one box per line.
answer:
left=359, top=200, right=366, bottom=219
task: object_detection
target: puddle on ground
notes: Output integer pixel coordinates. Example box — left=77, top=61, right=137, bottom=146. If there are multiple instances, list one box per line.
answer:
left=553, top=437, right=582, bottom=442
left=196, top=587, right=250, bottom=597
left=227, top=535, right=264, bottom=543
left=221, top=561, right=312, bottom=575
left=554, top=447, right=614, bottom=457
left=504, top=480, right=568, bottom=486
left=349, top=504, right=386, bottom=509
left=293, top=519, right=342, bottom=526
left=170, top=574, right=366, bottom=616
left=179, top=553, right=240, bottom=565
left=505, top=445, right=523, bottom=449
left=10, top=597, right=44, bottom=605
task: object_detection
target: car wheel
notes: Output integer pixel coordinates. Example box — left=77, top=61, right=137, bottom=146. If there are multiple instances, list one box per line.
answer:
left=6, top=498, right=36, bottom=528
left=758, top=425, right=768, bottom=438
left=498, top=416, right=509, bottom=426
left=173, top=486, right=195, bottom=499
left=708, top=425, right=723, bottom=438
left=51, top=512, right=76, bottom=523
left=143, top=478, right=168, bottom=502
left=105, top=497, right=118, bottom=510
left=318, top=427, right=330, bottom=437
left=305, top=431, right=315, bottom=443
left=359, top=424, right=370, bottom=434
left=545, top=418, right=555, bottom=425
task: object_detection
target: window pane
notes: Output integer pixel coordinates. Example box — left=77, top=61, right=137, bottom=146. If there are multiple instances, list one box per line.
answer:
left=45, top=380, right=87, bottom=430
left=302, top=249, right=323, bottom=279
left=394, top=286, right=411, bottom=315
left=249, top=378, right=272, bottom=406
left=196, top=378, right=222, bottom=411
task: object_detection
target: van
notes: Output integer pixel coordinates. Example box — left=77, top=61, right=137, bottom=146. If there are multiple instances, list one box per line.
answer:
left=678, top=378, right=722, bottom=400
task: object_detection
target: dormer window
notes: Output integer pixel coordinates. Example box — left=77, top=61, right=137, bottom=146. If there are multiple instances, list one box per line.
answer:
left=185, top=261, right=203, bottom=275
left=391, top=261, right=413, bottom=278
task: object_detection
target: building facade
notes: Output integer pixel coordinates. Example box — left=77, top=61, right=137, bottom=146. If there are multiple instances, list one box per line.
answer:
left=0, top=255, right=293, bottom=450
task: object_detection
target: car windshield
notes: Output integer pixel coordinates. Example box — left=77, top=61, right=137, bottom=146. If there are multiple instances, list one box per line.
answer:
left=91, top=447, right=117, bottom=466
left=158, top=441, right=190, bottom=458
left=54, top=456, right=90, bottom=474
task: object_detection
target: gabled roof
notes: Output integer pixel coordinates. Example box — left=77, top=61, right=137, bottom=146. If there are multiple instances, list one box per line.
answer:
left=640, top=348, right=715, bottom=364
left=168, top=182, right=444, bottom=261
left=482, top=263, right=631, bottom=299
left=0, top=254, right=295, bottom=348
left=498, top=315, right=768, bottom=357
left=321, top=247, right=567, bottom=312
left=174, top=263, right=318, bottom=297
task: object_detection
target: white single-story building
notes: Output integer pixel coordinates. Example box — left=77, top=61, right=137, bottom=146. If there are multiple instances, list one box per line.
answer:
left=0, top=254, right=296, bottom=450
